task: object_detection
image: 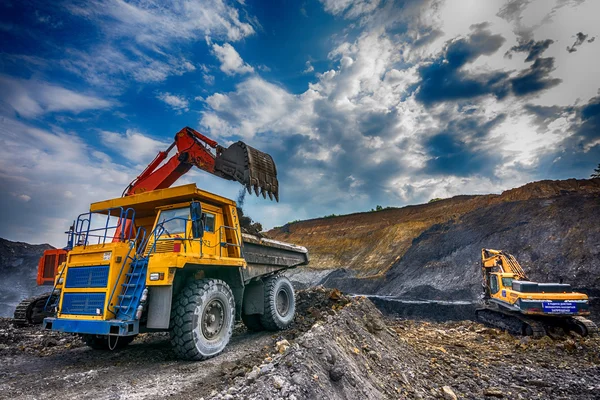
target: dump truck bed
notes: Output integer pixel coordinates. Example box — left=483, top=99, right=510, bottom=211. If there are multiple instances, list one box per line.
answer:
left=241, top=233, right=308, bottom=282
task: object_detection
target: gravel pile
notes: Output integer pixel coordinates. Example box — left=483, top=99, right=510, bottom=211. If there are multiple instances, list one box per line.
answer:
left=208, top=294, right=600, bottom=400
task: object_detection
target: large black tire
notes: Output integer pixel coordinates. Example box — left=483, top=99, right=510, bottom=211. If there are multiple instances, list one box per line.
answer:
left=242, top=313, right=264, bottom=331
left=260, top=275, right=295, bottom=331
left=170, top=279, right=235, bottom=361
left=82, top=335, right=136, bottom=350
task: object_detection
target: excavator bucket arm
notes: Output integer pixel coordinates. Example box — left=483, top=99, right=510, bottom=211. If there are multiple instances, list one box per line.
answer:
left=123, top=127, right=279, bottom=201
left=215, top=142, right=279, bottom=202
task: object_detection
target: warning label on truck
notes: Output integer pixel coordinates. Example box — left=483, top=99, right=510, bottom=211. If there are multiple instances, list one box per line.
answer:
left=542, top=301, right=577, bottom=314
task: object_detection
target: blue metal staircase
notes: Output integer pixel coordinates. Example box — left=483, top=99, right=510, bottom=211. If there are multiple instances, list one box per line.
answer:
left=114, top=257, right=148, bottom=320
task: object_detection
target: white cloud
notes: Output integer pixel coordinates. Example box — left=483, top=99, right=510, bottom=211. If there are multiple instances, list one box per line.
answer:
left=303, top=61, right=315, bottom=74
left=2, top=0, right=598, bottom=241
left=157, top=92, right=190, bottom=113
left=211, top=43, right=254, bottom=76
left=61, top=46, right=196, bottom=89
left=0, top=118, right=131, bottom=245
left=67, top=0, right=254, bottom=45
left=58, top=0, right=252, bottom=88
left=201, top=77, right=314, bottom=140
left=0, top=75, right=112, bottom=118
left=100, top=129, right=169, bottom=164
left=320, top=0, right=381, bottom=19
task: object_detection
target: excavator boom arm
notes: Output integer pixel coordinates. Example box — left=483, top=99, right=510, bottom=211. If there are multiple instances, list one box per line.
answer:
left=481, top=248, right=529, bottom=280
left=123, top=127, right=279, bottom=200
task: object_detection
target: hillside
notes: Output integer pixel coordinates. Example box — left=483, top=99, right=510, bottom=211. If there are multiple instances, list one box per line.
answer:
left=267, top=178, right=600, bottom=298
left=0, top=238, right=52, bottom=317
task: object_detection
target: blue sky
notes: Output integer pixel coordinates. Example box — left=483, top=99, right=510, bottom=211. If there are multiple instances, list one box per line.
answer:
left=1, top=0, right=599, bottom=246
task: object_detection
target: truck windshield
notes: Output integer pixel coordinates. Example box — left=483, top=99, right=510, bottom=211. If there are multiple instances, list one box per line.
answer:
left=159, top=208, right=189, bottom=234
left=502, top=277, right=514, bottom=288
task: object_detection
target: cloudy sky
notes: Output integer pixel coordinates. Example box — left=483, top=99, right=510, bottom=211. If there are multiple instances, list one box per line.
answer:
left=1, top=0, right=599, bottom=246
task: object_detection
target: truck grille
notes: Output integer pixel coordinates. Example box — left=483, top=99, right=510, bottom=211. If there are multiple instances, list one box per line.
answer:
left=145, top=240, right=174, bottom=255
left=65, top=265, right=110, bottom=288
left=61, top=293, right=106, bottom=315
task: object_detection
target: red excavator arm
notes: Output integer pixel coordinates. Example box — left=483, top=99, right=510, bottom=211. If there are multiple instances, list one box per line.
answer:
left=124, top=126, right=279, bottom=201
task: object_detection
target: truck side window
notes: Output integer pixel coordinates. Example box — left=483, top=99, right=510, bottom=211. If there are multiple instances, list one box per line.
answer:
left=490, top=275, right=499, bottom=294
left=204, top=213, right=215, bottom=233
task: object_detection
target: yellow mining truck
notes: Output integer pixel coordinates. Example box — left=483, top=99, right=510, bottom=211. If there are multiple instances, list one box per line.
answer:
left=43, top=184, right=308, bottom=360
left=476, top=249, right=597, bottom=337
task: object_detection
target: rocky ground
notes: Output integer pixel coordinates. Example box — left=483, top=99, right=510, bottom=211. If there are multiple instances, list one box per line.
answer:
left=1, top=287, right=599, bottom=400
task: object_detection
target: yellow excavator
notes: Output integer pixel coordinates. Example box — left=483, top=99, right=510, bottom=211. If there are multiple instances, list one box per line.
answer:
left=476, top=249, right=597, bottom=338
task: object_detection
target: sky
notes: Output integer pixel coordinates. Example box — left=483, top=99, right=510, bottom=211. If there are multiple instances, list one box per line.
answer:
left=1, top=0, right=599, bottom=247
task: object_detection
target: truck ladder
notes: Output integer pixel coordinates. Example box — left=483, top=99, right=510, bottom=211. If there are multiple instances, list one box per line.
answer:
left=114, top=257, right=148, bottom=320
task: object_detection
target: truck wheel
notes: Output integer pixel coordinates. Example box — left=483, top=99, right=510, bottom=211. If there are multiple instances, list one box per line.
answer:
left=170, top=278, right=235, bottom=360
left=82, top=335, right=135, bottom=350
left=260, top=275, right=295, bottom=331
left=242, top=313, right=264, bottom=331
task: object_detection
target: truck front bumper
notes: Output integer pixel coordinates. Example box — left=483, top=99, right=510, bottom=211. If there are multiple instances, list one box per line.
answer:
left=43, top=317, right=139, bottom=336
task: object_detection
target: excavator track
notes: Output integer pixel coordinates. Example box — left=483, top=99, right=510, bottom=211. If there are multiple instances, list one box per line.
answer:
left=476, top=307, right=546, bottom=338
left=568, top=316, right=598, bottom=336
left=13, top=293, right=56, bottom=326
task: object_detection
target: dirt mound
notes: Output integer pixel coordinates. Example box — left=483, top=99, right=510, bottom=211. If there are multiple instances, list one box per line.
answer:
left=208, top=295, right=411, bottom=399
left=208, top=296, right=600, bottom=400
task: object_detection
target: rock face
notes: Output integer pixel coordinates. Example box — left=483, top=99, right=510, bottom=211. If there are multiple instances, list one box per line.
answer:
left=380, top=193, right=600, bottom=300
left=267, top=179, right=600, bottom=299
left=0, top=238, right=52, bottom=317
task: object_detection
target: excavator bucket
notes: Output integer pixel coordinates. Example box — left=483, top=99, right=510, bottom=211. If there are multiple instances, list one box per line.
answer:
left=215, top=141, right=279, bottom=201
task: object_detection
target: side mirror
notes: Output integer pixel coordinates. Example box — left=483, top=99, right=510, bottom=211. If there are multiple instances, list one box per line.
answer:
left=190, top=201, right=204, bottom=238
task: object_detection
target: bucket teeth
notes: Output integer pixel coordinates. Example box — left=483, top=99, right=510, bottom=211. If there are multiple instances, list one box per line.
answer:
left=267, top=192, right=273, bottom=201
